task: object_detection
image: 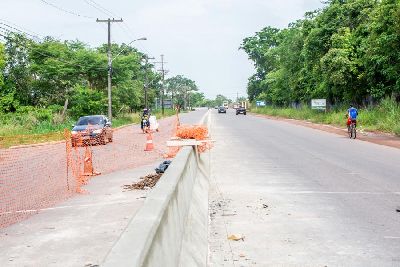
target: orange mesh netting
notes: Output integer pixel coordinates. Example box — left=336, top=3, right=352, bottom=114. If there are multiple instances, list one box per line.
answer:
left=0, top=115, right=176, bottom=228
left=164, top=113, right=212, bottom=158
left=175, top=125, right=208, bottom=140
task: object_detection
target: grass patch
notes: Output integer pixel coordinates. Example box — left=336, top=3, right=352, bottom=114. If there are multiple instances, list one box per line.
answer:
left=252, top=98, right=400, bottom=136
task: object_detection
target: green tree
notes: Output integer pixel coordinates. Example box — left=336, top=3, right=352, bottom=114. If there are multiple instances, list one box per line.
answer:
left=188, top=92, right=205, bottom=107
left=165, top=75, right=198, bottom=108
left=214, top=94, right=231, bottom=106
left=3, top=33, right=34, bottom=106
left=363, top=0, right=400, bottom=100
left=0, top=42, right=5, bottom=88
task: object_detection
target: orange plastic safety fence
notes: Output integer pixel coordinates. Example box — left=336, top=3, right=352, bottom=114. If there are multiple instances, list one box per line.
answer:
left=0, top=115, right=177, bottom=228
left=175, top=125, right=208, bottom=140
left=0, top=138, right=75, bottom=228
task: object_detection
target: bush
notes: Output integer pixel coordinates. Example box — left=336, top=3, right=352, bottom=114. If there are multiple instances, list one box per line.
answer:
left=254, top=99, right=400, bottom=136
left=69, top=85, right=107, bottom=118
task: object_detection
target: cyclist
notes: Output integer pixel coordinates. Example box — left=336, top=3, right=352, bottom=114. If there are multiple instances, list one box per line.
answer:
left=346, top=104, right=358, bottom=128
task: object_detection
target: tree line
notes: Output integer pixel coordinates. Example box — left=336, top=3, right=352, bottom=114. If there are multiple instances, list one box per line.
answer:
left=240, top=0, right=400, bottom=107
left=0, top=32, right=200, bottom=119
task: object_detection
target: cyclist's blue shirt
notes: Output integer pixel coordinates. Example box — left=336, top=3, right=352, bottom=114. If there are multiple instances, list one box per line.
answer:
left=348, top=107, right=358, bottom=119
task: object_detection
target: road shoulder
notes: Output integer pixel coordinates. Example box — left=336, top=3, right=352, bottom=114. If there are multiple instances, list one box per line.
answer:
left=252, top=113, right=400, bottom=149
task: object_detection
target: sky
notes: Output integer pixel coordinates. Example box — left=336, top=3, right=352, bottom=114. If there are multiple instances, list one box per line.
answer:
left=0, top=0, right=324, bottom=100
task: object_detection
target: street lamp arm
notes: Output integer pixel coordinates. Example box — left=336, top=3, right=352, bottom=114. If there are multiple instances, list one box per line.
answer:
left=112, top=37, right=147, bottom=61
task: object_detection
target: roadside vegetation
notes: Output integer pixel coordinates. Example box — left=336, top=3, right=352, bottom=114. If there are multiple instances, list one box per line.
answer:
left=252, top=98, right=400, bottom=136
left=242, top=0, right=400, bottom=135
left=0, top=31, right=202, bottom=148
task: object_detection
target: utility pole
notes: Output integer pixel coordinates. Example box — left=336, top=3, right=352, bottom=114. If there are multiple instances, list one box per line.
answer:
left=142, top=56, right=155, bottom=110
left=158, top=55, right=166, bottom=115
left=96, top=18, right=123, bottom=122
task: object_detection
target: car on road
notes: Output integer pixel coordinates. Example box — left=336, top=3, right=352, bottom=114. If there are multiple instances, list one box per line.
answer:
left=71, top=115, right=113, bottom=146
left=236, top=106, right=246, bottom=115
left=218, top=106, right=227, bottom=113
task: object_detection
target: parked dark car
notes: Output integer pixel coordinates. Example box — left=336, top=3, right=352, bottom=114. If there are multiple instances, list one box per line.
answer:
left=236, top=106, right=246, bottom=115
left=71, top=115, right=113, bottom=146
left=218, top=106, right=227, bottom=113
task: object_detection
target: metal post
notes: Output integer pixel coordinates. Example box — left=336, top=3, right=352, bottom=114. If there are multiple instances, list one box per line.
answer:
left=107, top=19, right=112, bottom=121
left=161, top=54, right=165, bottom=115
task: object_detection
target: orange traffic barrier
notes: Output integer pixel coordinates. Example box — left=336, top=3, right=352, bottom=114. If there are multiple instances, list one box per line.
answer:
left=144, top=132, right=154, bottom=151
left=83, top=146, right=99, bottom=176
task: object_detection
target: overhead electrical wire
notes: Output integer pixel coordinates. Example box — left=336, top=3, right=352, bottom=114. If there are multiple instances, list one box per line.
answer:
left=83, top=0, right=115, bottom=17
left=38, top=0, right=95, bottom=19
left=0, top=19, right=43, bottom=41
left=82, top=0, right=152, bottom=57
left=2, top=1, right=153, bottom=71
left=38, top=0, right=152, bottom=59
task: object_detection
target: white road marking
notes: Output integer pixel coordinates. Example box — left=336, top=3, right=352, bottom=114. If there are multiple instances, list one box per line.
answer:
left=259, top=191, right=400, bottom=195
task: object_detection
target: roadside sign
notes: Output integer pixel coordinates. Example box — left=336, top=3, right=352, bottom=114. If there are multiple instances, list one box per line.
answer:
left=311, top=99, right=326, bottom=110
left=163, top=99, right=172, bottom=109
left=256, top=100, right=266, bottom=107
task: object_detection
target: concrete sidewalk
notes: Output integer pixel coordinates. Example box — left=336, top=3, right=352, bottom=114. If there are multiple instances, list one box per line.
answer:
left=0, top=163, right=159, bottom=267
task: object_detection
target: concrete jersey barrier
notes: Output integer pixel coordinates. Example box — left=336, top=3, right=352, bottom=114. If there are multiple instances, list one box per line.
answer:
left=102, top=146, right=209, bottom=267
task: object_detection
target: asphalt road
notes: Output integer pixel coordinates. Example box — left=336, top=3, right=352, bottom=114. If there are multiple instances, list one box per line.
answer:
left=208, top=108, right=400, bottom=266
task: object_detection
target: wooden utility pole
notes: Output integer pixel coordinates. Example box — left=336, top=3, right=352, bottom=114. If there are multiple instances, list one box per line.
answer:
left=158, top=55, right=167, bottom=115
left=96, top=18, right=123, bottom=122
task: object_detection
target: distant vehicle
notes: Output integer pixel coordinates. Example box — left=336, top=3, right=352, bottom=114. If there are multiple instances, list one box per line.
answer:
left=218, top=106, right=227, bottom=113
left=236, top=106, right=246, bottom=115
left=71, top=115, right=113, bottom=146
left=223, top=101, right=229, bottom=109
left=214, top=106, right=218, bottom=109
left=233, top=103, right=239, bottom=109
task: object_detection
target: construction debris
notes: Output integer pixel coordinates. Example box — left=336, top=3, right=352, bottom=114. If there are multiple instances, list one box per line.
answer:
left=123, top=173, right=162, bottom=190
left=155, top=160, right=172, bottom=174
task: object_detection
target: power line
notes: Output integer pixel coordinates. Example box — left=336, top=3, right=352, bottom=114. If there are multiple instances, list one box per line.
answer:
left=0, top=19, right=43, bottom=40
left=0, top=23, right=41, bottom=41
left=38, top=0, right=94, bottom=19
left=83, top=0, right=115, bottom=17
left=82, top=0, right=152, bottom=57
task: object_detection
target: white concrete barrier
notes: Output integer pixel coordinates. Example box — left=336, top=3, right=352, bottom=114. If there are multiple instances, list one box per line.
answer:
left=102, top=146, right=209, bottom=267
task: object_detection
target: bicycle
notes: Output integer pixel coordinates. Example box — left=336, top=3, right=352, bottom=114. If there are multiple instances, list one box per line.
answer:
left=348, top=119, right=356, bottom=139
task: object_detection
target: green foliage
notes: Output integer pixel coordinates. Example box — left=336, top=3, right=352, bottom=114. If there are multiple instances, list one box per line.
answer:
left=165, top=75, right=198, bottom=108
left=0, top=92, right=19, bottom=112
left=253, top=98, right=400, bottom=135
left=0, top=33, right=194, bottom=118
left=0, top=42, right=5, bottom=87
left=69, top=85, right=106, bottom=118
left=189, top=92, right=206, bottom=107
left=241, top=0, right=399, bottom=106
left=0, top=31, right=202, bottom=147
